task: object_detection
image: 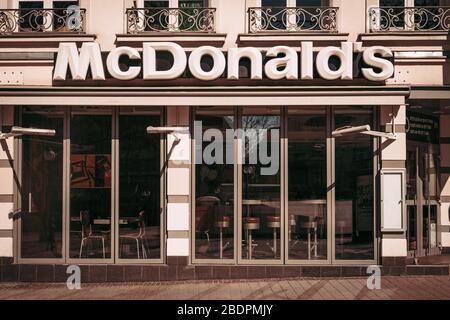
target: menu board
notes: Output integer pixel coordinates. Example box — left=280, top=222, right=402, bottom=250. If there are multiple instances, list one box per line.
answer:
left=406, top=111, right=440, bottom=144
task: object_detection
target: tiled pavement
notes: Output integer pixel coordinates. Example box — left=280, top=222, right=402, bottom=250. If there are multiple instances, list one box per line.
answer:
left=0, top=276, right=450, bottom=300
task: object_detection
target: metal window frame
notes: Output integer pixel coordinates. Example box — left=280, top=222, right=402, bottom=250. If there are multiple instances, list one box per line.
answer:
left=15, top=106, right=166, bottom=265
left=191, top=105, right=380, bottom=266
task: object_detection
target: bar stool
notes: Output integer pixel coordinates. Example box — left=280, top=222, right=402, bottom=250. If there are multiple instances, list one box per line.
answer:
left=267, top=216, right=281, bottom=258
left=288, top=215, right=298, bottom=247
left=301, top=219, right=318, bottom=260
left=243, top=217, right=260, bottom=260
left=215, top=216, right=231, bottom=259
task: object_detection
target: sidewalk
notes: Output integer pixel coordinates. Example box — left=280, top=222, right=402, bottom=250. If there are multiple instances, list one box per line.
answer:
left=0, top=276, right=449, bottom=300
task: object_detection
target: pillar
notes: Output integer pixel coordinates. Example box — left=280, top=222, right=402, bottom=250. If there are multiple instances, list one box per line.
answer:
left=439, top=113, right=450, bottom=253
left=166, top=106, right=191, bottom=265
left=379, top=105, right=408, bottom=266
left=0, top=106, right=14, bottom=258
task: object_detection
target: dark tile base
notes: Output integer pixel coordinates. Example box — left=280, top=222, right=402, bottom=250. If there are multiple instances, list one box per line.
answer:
left=1, top=260, right=449, bottom=283
left=382, top=257, right=407, bottom=267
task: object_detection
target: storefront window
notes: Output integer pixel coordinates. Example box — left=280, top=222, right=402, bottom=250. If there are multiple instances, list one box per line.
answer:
left=21, top=107, right=64, bottom=259
left=334, top=106, right=374, bottom=261
left=69, top=107, right=112, bottom=259
left=241, top=107, right=281, bottom=261
left=194, top=107, right=235, bottom=260
left=118, top=108, right=162, bottom=260
left=287, top=107, right=327, bottom=261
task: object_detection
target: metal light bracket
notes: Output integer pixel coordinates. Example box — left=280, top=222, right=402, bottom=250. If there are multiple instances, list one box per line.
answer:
left=146, top=126, right=189, bottom=142
left=0, top=126, right=56, bottom=140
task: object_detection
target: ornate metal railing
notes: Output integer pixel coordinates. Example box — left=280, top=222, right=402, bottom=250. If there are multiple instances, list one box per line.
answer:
left=248, top=7, right=338, bottom=33
left=126, top=7, right=216, bottom=33
left=369, top=6, right=450, bottom=32
left=0, top=8, right=86, bottom=35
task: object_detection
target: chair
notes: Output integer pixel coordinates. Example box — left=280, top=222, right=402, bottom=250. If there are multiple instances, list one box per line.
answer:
left=266, top=216, right=281, bottom=258
left=243, top=217, right=260, bottom=260
left=79, top=210, right=106, bottom=259
left=215, top=216, right=231, bottom=259
left=195, top=196, right=220, bottom=245
left=301, top=217, right=319, bottom=260
left=119, top=211, right=147, bottom=259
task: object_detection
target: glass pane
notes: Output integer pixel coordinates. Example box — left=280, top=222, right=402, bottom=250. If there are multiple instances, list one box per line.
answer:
left=241, top=107, right=281, bottom=261
left=262, top=0, right=286, bottom=31
left=21, top=107, right=64, bottom=259
left=262, top=0, right=286, bottom=5
left=144, top=0, right=169, bottom=7
left=288, top=107, right=327, bottom=261
left=179, top=0, right=207, bottom=7
left=195, top=107, right=235, bottom=260
left=19, top=1, right=44, bottom=32
left=406, top=149, right=417, bottom=200
left=407, top=206, right=417, bottom=251
left=69, top=107, right=112, bottom=259
left=335, top=106, right=374, bottom=261
left=414, top=0, right=439, bottom=6
left=119, top=109, right=162, bottom=260
left=53, top=1, right=79, bottom=32
left=423, top=205, right=438, bottom=250
left=144, top=0, right=170, bottom=31
left=296, top=0, right=322, bottom=6
left=379, top=0, right=405, bottom=30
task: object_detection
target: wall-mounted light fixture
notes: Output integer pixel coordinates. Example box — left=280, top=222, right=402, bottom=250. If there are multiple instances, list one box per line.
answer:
left=332, top=125, right=397, bottom=140
left=146, top=126, right=189, bottom=142
left=0, top=126, right=56, bottom=140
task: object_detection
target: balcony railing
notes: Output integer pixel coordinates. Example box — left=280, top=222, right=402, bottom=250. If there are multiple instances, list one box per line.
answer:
left=248, top=7, right=338, bottom=33
left=126, top=7, right=216, bottom=33
left=0, top=8, right=86, bottom=35
left=369, top=6, right=450, bottom=32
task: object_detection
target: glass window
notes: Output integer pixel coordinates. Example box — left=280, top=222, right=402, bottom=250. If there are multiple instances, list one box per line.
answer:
left=288, top=107, right=327, bottom=261
left=423, top=205, right=438, bottom=250
left=296, top=0, right=322, bottom=6
left=194, top=107, right=235, bottom=260
left=414, top=0, right=439, bottom=5
left=144, top=0, right=170, bottom=31
left=53, top=1, right=79, bottom=32
left=118, top=108, right=162, bottom=260
left=19, top=1, right=44, bottom=32
left=20, top=107, right=64, bottom=259
left=241, top=107, right=281, bottom=261
left=334, top=106, right=374, bottom=261
left=261, top=0, right=286, bottom=30
left=69, top=107, right=112, bottom=259
left=406, top=149, right=417, bottom=200
left=407, top=206, right=417, bottom=251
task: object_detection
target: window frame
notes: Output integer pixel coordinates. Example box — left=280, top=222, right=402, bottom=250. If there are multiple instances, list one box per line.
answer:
left=15, top=106, right=166, bottom=265
left=369, top=0, right=444, bottom=32
left=191, top=106, right=379, bottom=266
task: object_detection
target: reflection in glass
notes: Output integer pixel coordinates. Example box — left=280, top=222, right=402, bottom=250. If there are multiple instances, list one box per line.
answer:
left=288, top=107, right=327, bottom=260
left=423, top=205, right=438, bottom=250
left=21, top=107, right=63, bottom=258
left=70, top=108, right=112, bottom=259
left=241, top=107, right=281, bottom=260
left=195, top=107, right=234, bottom=260
left=335, top=106, right=374, bottom=260
left=407, top=206, right=417, bottom=252
left=119, top=109, right=162, bottom=260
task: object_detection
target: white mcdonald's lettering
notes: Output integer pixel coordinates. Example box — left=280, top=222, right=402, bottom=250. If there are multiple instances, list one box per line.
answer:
left=53, top=42, right=394, bottom=82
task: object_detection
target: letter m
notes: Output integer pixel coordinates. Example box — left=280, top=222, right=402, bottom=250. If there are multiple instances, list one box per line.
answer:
left=53, top=42, right=105, bottom=81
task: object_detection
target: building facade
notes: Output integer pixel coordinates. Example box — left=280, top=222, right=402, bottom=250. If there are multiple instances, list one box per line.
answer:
left=0, top=0, right=450, bottom=282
